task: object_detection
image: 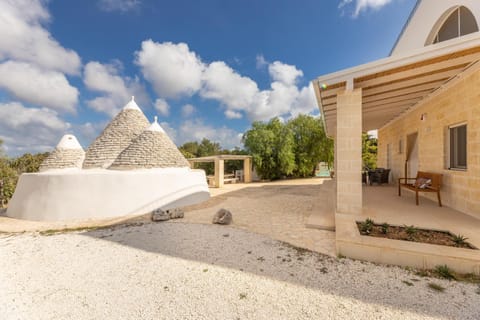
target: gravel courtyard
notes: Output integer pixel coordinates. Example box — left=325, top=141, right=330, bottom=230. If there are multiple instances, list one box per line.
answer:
left=1, top=222, right=479, bottom=320
left=1, top=179, right=479, bottom=319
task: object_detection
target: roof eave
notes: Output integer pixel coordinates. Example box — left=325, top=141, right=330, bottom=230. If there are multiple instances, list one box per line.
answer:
left=315, top=33, right=480, bottom=86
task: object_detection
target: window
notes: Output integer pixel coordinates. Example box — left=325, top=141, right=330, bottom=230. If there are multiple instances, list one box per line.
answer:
left=430, top=6, right=478, bottom=45
left=449, top=124, right=467, bottom=170
left=398, top=139, right=403, bottom=154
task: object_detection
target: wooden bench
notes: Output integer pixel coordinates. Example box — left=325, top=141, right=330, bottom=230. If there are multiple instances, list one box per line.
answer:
left=223, top=174, right=238, bottom=184
left=398, top=171, right=443, bottom=206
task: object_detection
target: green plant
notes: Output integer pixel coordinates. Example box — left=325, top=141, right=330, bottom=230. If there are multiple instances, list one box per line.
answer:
left=360, top=218, right=374, bottom=235
left=402, top=280, right=414, bottom=286
left=404, top=225, right=417, bottom=239
left=381, top=223, right=389, bottom=234
left=452, top=234, right=469, bottom=246
left=415, top=270, right=429, bottom=277
left=435, top=265, right=456, bottom=280
left=428, top=283, right=445, bottom=292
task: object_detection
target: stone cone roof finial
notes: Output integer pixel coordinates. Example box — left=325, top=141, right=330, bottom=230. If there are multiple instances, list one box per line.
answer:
left=147, top=116, right=165, bottom=133
left=123, top=95, right=141, bottom=111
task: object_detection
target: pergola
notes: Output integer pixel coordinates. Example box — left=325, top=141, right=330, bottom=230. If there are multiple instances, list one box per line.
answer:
left=187, top=155, right=253, bottom=188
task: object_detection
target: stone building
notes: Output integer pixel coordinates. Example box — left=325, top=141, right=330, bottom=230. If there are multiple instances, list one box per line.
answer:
left=82, top=97, right=150, bottom=169
left=39, top=135, right=85, bottom=171
left=8, top=99, right=209, bottom=221
left=110, top=117, right=189, bottom=170
left=312, top=0, right=480, bottom=273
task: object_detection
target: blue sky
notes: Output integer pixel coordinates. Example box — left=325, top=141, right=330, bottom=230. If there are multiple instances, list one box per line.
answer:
left=0, top=0, right=417, bottom=156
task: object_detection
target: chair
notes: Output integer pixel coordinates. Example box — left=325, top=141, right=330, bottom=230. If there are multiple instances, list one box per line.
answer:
left=369, top=168, right=390, bottom=185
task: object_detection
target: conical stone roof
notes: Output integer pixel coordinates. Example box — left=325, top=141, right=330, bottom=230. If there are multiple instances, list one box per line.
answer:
left=40, top=134, right=85, bottom=172
left=109, top=117, right=189, bottom=170
left=83, top=97, right=150, bottom=169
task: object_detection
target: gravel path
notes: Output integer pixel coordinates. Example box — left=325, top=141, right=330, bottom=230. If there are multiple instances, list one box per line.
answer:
left=1, top=222, right=479, bottom=319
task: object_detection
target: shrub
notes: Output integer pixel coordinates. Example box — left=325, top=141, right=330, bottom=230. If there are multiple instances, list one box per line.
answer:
left=435, top=265, right=456, bottom=280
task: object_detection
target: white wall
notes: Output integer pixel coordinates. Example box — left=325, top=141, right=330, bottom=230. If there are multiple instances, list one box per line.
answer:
left=7, top=168, right=210, bottom=221
left=392, top=0, right=480, bottom=55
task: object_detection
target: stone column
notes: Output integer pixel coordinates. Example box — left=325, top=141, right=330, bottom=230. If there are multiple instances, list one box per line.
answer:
left=243, top=158, right=252, bottom=183
left=214, top=158, right=224, bottom=188
left=336, top=88, right=363, bottom=215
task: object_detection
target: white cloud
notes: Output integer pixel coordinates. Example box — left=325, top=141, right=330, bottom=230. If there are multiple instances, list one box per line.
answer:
left=201, top=61, right=258, bottom=111
left=0, top=61, right=78, bottom=113
left=181, top=104, right=196, bottom=117
left=136, top=40, right=317, bottom=122
left=154, top=98, right=170, bottom=117
left=0, top=0, right=81, bottom=74
left=339, top=0, right=394, bottom=17
left=177, top=119, right=242, bottom=149
left=98, top=0, right=141, bottom=12
left=289, top=84, right=318, bottom=117
left=135, top=40, right=204, bottom=98
left=256, top=54, right=268, bottom=69
left=0, top=102, right=70, bottom=155
left=84, top=61, right=149, bottom=116
left=268, top=61, right=303, bottom=85
left=224, top=110, right=243, bottom=119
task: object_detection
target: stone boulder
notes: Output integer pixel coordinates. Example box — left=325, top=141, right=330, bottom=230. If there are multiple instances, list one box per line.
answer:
left=212, top=208, right=232, bottom=225
left=151, top=208, right=170, bottom=221
left=166, top=208, right=184, bottom=219
left=151, top=208, right=185, bottom=221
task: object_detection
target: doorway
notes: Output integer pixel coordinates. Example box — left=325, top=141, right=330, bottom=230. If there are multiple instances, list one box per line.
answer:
left=406, top=132, right=419, bottom=178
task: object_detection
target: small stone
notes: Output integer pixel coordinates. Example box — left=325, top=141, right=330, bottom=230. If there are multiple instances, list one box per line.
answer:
left=167, top=208, right=184, bottom=219
left=151, top=208, right=170, bottom=221
left=212, top=208, right=232, bottom=225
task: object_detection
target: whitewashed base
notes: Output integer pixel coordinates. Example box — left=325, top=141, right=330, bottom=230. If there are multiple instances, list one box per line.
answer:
left=7, top=167, right=209, bottom=221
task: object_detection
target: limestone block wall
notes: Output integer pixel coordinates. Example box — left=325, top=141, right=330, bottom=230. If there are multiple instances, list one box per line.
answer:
left=378, top=69, right=480, bottom=218
left=336, top=89, right=363, bottom=215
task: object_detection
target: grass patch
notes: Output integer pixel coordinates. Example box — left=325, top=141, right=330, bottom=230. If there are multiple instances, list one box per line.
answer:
left=434, top=265, right=456, bottom=280
left=38, top=222, right=145, bottom=236
left=428, top=283, right=445, bottom=292
left=39, top=226, right=104, bottom=236
left=402, top=280, right=414, bottom=286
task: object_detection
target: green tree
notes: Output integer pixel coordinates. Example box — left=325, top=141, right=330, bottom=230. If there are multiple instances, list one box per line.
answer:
left=197, top=138, right=222, bottom=157
left=0, top=140, right=17, bottom=205
left=243, top=118, right=295, bottom=180
left=179, top=138, right=223, bottom=175
left=287, top=115, right=332, bottom=177
left=9, top=152, right=49, bottom=174
left=178, top=141, right=199, bottom=159
left=0, top=140, right=50, bottom=205
left=362, top=133, right=378, bottom=170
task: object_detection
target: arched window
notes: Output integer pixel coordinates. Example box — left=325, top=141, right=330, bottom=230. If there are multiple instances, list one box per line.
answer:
left=428, top=6, right=478, bottom=45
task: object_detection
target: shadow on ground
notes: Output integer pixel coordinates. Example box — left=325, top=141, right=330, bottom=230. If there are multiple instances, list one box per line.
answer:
left=81, top=221, right=478, bottom=319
